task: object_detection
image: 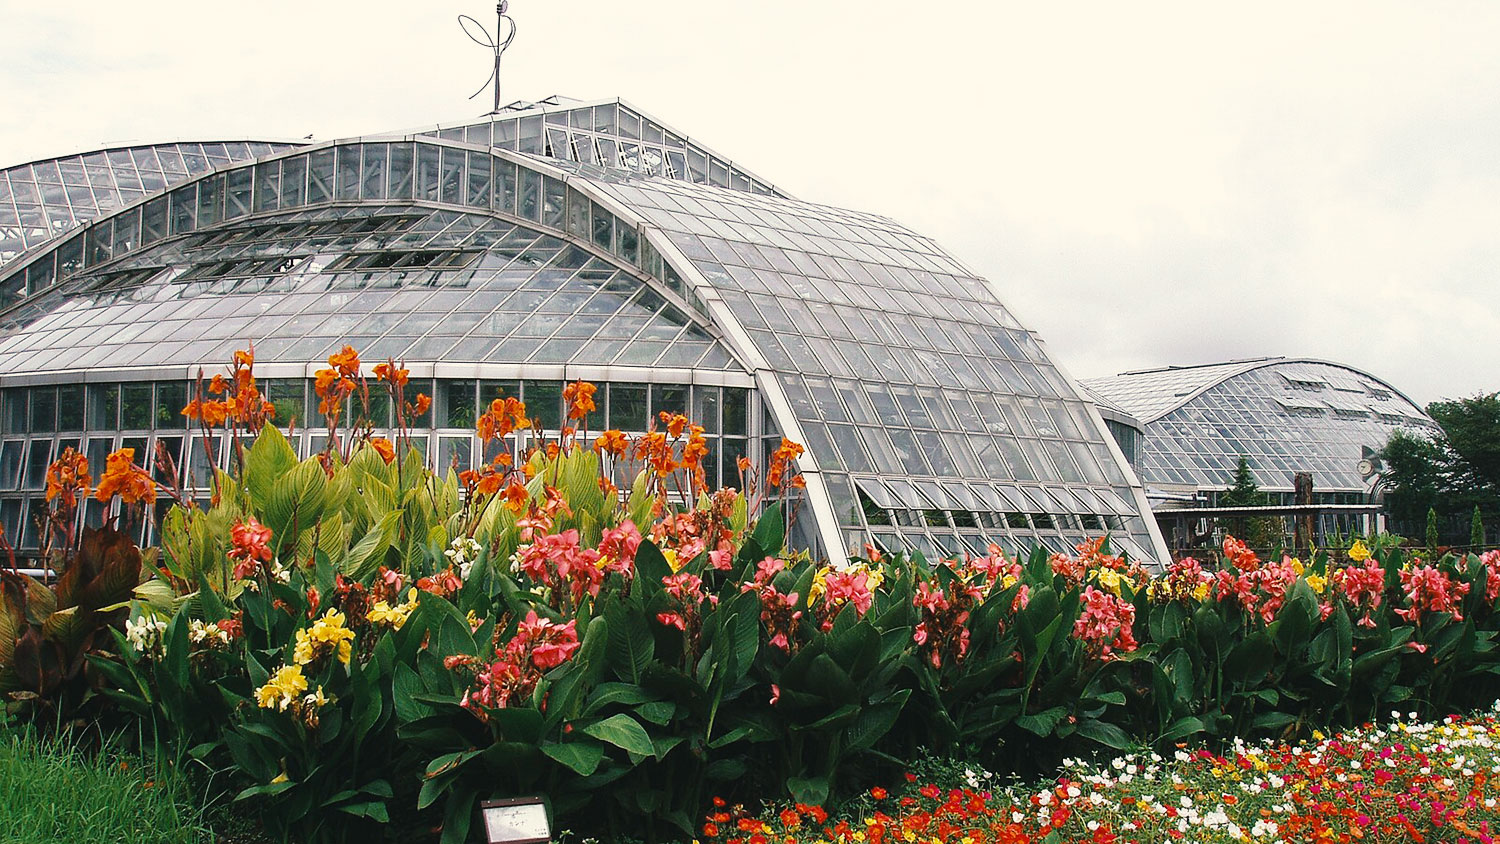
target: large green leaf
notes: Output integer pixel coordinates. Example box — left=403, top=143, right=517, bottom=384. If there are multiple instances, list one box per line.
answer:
left=579, top=713, right=655, bottom=758
left=542, top=739, right=606, bottom=776
left=344, top=509, right=403, bottom=580
left=242, top=426, right=299, bottom=512
left=606, top=604, right=654, bottom=684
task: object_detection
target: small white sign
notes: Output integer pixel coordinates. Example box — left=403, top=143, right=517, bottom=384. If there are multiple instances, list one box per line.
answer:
left=482, top=800, right=550, bottom=843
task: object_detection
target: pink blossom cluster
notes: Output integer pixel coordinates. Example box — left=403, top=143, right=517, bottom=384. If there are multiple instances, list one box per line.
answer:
left=657, top=571, right=715, bottom=635
left=1072, top=585, right=1138, bottom=659
left=514, top=525, right=636, bottom=609
left=742, top=557, right=802, bottom=652
left=1394, top=563, right=1470, bottom=625
left=912, top=577, right=982, bottom=669
left=459, top=610, right=580, bottom=717
left=1482, top=550, right=1500, bottom=604
left=1330, top=558, right=1388, bottom=628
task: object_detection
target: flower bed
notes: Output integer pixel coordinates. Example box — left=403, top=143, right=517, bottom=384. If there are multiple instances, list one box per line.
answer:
left=5, top=344, right=1500, bottom=842
left=706, top=708, right=1500, bottom=843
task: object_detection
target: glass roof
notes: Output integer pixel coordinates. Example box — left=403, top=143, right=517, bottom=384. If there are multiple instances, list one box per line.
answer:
left=1088, top=359, right=1439, bottom=492
left=410, top=97, right=787, bottom=198
left=568, top=166, right=1162, bottom=560
left=0, top=105, right=1171, bottom=563
left=0, top=141, right=297, bottom=272
left=0, top=202, right=742, bottom=376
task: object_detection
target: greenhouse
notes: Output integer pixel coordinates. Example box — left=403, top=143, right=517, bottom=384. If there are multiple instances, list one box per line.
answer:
left=0, top=97, right=1167, bottom=562
left=1083, top=357, right=1440, bottom=505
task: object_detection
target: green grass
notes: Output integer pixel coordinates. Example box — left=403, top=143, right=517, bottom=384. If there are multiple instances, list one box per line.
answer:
left=0, top=725, right=213, bottom=844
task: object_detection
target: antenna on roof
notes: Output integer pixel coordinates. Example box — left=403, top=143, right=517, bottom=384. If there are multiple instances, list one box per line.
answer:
left=459, top=2, right=517, bottom=115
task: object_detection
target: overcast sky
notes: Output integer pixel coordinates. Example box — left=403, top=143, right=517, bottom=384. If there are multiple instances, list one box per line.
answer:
left=2, top=1, right=1496, bottom=407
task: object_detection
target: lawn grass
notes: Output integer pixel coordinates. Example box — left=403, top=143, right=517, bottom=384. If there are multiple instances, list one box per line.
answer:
left=0, top=724, right=213, bottom=844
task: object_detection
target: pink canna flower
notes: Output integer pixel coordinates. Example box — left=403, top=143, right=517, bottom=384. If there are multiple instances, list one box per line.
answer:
left=1073, top=585, right=1138, bottom=659
left=1394, top=564, right=1469, bottom=625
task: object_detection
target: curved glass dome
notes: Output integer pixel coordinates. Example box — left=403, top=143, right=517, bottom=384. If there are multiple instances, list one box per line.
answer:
left=1084, top=358, right=1440, bottom=496
left=0, top=141, right=299, bottom=276
left=0, top=105, right=1170, bottom=563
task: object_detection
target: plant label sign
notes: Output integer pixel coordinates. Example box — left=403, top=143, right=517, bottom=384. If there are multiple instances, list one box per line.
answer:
left=480, top=797, right=551, bottom=844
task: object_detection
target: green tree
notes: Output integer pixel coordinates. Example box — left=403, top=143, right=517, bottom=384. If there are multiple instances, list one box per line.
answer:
left=1427, top=507, right=1441, bottom=552
left=1429, top=393, right=1500, bottom=490
left=1473, top=505, right=1486, bottom=549
left=1382, top=394, right=1500, bottom=544
left=1219, top=456, right=1280, bottom=550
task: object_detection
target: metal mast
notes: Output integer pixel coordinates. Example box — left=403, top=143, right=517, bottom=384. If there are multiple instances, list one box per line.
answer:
left=459, top=2, right=518, bottom=114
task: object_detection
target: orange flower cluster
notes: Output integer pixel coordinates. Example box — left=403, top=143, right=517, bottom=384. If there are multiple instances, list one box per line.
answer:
left=563, top=380, right=597, bottom=421
left=44, top=447, right=91, bottom=510
left=372, top=362, right=407, bottom=386
left=368, top=437, right=395, bottom=463
left=476, top=396, right=530, bottom=442
left=183, top=347, right=274, bottom=429
left=314, top=345, right=361, bottom=422
left=593, top=429, right=628, bottom=457
left=766, top=437, right=805, bottom=489
left=94, top=448, right=155, bottom=505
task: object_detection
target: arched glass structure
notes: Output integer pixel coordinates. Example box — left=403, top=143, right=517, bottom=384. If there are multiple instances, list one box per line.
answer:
left=0, top=141, right=299, bottom=277
left=0, top=99, right=1169, bottom=562
left=1083, top=358, right=1440, bottom=500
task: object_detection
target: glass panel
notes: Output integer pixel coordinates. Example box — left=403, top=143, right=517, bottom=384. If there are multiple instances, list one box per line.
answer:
left=650, top=384, right=688, bottom=419
left=437, top=379, right=476, bottom=428
left=609, top=383, right=648, bottom=431
left=28, top=387, right=56, bottom=433
left=361, top=144, right=388, bottom=200
left=57, top=385, right=84, bottom=431
left=440, top=147, right=464, bottom=205
left=524, top=380, right=563, bottom=430
left=2, top=390, right=24, bottom=435
left=0, top=441, right=22, bottom=489
left=308, top=148, right=335, bottom=203
left=467, top=152, right=492, bottom=208
left=388, top=144, right=414, bottom=200
left=155, top=382, right=186, bottom=429
left=336, top=146, right=361, bottom=200
left=518, top=169, right=540, bottom=221
left=120, top=383, right=153, bottom=429
left=416, top=145, right=440, bottom=201
left=437, top=435, right=472, bottom=472
left=24, top=440, right=52, bottom=489
left=88, top=384, right=118, bottom=430
left=281, top=155, right=307, bottom=207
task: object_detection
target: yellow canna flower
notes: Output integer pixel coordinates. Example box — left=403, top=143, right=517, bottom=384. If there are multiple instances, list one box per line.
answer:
left=1305, top=573, right=1327, bottom=594
left=663, top=548, right=683, bottom=573
left=1348, top=539, right=1371, bottom=562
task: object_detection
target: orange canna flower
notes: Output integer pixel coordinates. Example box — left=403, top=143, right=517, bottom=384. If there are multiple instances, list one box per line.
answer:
left=45, top=448, right=91, bottom=508
left=94, top=448, right=156, bottom=506
left=372, top=361, right=408, bottom=386
left=233, top=348, right=254, bottom=368
left=502, top=482, right=530, bottom=514
left=207, top=374, right=230, bottom=395
left=327, top=345, right=360, bottom=378
left=737, top=456, right=752, bottom=472
left=682, top=425, right=709, bottom=469
left=314, top=368, right=339, bottom=398
left=563, top=380, right=598, bottom=421
left=593, top=429, right=628, bottom=457
left=766, top=438, right=805, bottom=489
left=410, top=393, right=431, bottom=417
left=659, top=412, right=689, bottom=439
left=369, top=437, right=395, bottom=463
